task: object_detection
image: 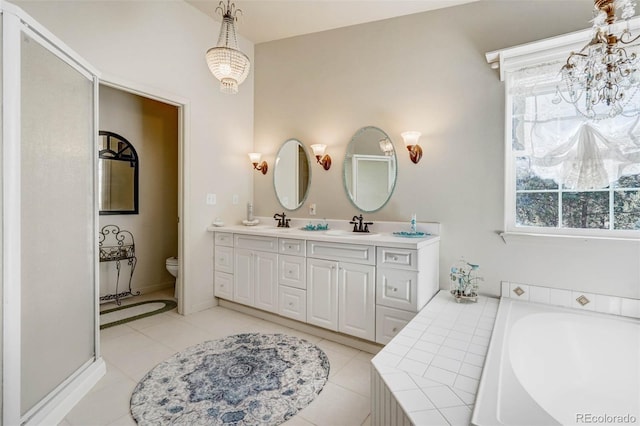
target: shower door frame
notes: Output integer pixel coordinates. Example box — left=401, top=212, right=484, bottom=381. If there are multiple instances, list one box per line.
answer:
left=2, top=2, right=105, bottom=425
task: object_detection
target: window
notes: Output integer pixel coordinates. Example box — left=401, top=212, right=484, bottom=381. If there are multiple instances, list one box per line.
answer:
left=488, top=26, right=640, bottom=238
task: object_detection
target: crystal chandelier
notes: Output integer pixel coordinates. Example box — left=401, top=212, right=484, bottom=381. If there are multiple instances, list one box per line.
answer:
left=205, top=1, right=250, bottom=94
left=559, top=0, right=640, bottom=119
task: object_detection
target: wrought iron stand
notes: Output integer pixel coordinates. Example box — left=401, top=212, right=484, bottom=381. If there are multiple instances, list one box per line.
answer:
left=99, top=225, right=140, bottom=305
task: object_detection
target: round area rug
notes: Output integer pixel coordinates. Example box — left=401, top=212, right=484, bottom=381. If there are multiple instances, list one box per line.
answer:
left=130, top=333, right=330, bottom=425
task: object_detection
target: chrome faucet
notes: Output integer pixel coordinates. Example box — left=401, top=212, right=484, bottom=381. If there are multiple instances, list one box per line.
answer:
left=349, top=214, right=373, bottom=233
left=273, top=212, right=290, bottom=228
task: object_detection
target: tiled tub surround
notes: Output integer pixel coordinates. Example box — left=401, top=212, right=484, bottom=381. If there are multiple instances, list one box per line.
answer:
left=473, top=298, right=640, bottom=426
left=371, top=291, right=499, bottom=425
left=501, top=281, right=640, bottom=319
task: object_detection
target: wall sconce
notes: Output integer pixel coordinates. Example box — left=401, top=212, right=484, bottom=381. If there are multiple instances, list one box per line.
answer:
left=401, top=131, right=423, bottom=164
left=248, top=152, right=268, bottom=174
left=310, top=144, right=332, bottom=170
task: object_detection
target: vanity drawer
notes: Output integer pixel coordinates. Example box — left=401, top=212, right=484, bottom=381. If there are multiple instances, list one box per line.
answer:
left=376, top=268, right=418, bottom=311
left=279, top=255, right=306, bottom=289
left=215, top=232, right=234, bottom=247
left=376, top=306, right=415, bottom=345
left=234, top=234, right=278, bottom=252
left=279, top=238, right=306, bottom=256
left=214, top=271, right=233, bottom=300
left=214, top=246, right=234, bottom=274
left=377, top=247, right=417, bottom=270
left=306, top=240, right=375, bottom=265
left=278, top=285, right=307, bottom=322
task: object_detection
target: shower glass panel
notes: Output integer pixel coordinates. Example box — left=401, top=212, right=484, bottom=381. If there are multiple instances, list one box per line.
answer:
left=20, top=29, right=95, bottom=415
left=0, top=12, right=4, bottom=418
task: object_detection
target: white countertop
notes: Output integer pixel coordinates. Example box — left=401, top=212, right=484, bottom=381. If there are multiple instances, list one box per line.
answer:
left=207, top=217, right=441, bottom=250
left=372, top=291, right=499, bottom=425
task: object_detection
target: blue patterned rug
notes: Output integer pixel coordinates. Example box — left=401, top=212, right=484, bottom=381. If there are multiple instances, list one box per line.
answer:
left=130, top=333, right=330, bottom=425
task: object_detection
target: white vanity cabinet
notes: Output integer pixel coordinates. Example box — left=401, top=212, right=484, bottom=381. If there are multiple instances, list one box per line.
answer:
left=211, top=225, right=440, bottom=345
left=214, top=232, right=234, bottom=300
left=375, top=244, right=439, bottom=344
left=306, top=241, right=376, bottom=341
left=233, top=234, right=279, bottom=313
left=278, top=238, right=307, bottom=322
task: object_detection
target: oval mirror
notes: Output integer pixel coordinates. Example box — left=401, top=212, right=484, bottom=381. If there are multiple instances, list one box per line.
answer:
left=274, top=138, right=311, bottom=210
left=343, top=126, right=397, bottom=212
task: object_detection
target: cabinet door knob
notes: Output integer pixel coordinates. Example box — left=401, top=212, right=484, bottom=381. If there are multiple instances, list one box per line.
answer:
left=288, top=245, right=293, bottom=249
left=392, top=327, right=398, bottom=333
left=392, top=256, right=398, bottom=261
left=288, top=302, right=293, bottom=306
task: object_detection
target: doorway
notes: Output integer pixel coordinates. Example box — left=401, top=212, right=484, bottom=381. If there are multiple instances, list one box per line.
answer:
left=99, top=78, right=189, bottom=315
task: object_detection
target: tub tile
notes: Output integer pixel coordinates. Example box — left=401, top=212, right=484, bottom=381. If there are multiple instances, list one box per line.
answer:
left=473, top=327, right=492, bottom=338
left=549, top=288, right=572, bottom=307
left=529, top=286, right=550, bottom=304
left=413, top=340, right=441, bottom=354
left=595, top=294, right=621, bottom=316
left=422, top=386, right=466, bottom=409
left=394, top=389, right=434, bottom=412
left=448, top=330, right=473, bottom=343
left=501, top=281, right=510, bottom=297
left=397, top=358, right=428, bottom=377
left=463, top=352, right=485, bottom=368
left=372, top=352, right=402, bottom=368
left=410, top=409, right=449, bottom=425
left=440, top=405, right=472, bottom=426
left=451, top=324, right=475, bottom=335
left=383, top=372, right=418, bottom=392
left=621, top=298, right=640, bottom=318
left=470, top=335, right=490, bottom=347
left=572, top=291, right=596, bottom=311
left=443, top=337, right=469, bottom=351
left=383, top=342, right=411, bottom=357
left=423, top=366, right=457, bottom=387
left=453, top=375, right=479, bottom=394
left=420, top=333, right=446, bottom=345
left=459, top=363, right=482, bottom=380
left=509, top=283, right=529, bottom=300
left=431, top=356, right=461, bottom=374
left=428, top=325, right=451, bottom=337
left=405, top=348, right=435, bottom=365
left=466, top=343, right=488, bottom=356
left=409, top=374, right=447, bottom=389
left=437, top=346, right=466, bottom=362
left=477, top=317, right=495, bottom=331
left=393, top=335, right=418, bottom=348
left=451, top=388, right=477, bottom=405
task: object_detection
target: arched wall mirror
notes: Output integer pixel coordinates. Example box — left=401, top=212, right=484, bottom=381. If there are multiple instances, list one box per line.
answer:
left=98, top=131, right=139, bottom=215
left=274, top=138, right=311, bottom=210
left=343, top=126, right=397, bottom=212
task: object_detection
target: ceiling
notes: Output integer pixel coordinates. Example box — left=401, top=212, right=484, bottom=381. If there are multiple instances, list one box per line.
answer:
left=187, top=0, right=479, bottom=44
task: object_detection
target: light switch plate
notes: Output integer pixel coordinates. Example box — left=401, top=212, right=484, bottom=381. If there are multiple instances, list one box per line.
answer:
left=206, top=193, right=216, bottom=205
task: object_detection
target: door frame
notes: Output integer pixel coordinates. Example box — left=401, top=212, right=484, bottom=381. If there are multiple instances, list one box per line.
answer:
left=98, top=74, right=190, bottom=317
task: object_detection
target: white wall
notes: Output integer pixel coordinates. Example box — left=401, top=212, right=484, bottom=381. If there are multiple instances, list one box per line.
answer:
left=99, top=85, right=179, bottom=297
left=254, top=1, right=640, bottom=299
left=15, top=0, right=255, bottom=313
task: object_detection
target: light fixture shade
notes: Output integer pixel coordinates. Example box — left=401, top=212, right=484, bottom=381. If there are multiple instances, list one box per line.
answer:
left=206, top=2, right=251, bottom=94
left=379, top=138, right=394, bottom=155
left=310, top=144, right=327, bottom=156
left=248, top=152, right=262, bottom=163
left=401, top=131, right=421, bottom=147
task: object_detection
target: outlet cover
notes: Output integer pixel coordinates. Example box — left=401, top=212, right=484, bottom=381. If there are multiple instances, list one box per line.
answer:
left=232, top=194, right=239, bottom=205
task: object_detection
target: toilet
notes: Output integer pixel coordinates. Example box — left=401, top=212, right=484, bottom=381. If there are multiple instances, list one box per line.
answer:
left=166, top=256, right=179, bottom=298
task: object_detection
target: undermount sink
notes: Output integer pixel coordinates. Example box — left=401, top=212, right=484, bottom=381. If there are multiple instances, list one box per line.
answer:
left=324, top=230, right=379, bottom=237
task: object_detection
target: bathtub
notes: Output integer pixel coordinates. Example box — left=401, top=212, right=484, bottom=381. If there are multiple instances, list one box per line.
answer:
left=472, top=297, right=640, bottom=426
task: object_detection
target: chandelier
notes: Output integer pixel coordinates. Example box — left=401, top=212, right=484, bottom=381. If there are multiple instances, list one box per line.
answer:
left=559, top=0, right=640, bottom=119
left=205, top=1, right=250, bottom=94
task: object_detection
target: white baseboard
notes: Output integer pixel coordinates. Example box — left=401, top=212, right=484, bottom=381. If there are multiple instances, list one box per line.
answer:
left=24, top=357, right=106, bottom=426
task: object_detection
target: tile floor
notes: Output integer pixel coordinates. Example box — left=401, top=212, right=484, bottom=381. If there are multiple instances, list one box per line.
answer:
left=60, top=289, right=373, bottom=426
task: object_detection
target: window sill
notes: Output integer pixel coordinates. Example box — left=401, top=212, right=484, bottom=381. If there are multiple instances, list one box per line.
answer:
left=499, top=231, right=640, bottom=244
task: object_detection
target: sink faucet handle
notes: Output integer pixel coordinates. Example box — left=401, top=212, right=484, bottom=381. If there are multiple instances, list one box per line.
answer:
left=284, top=218, right=291, bottom=228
